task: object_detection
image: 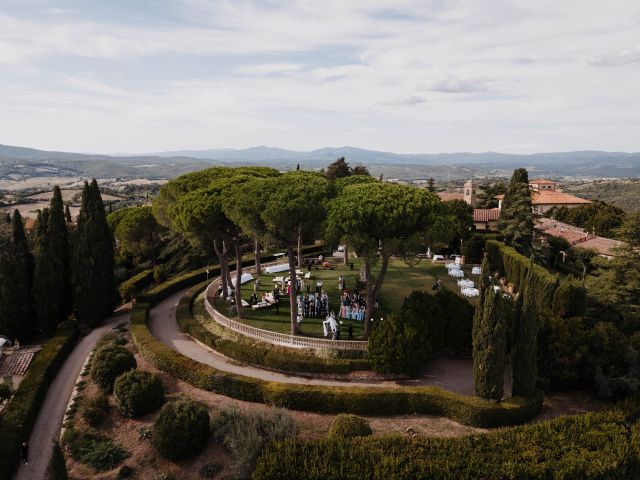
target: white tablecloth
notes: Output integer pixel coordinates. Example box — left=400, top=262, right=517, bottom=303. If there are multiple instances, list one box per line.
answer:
left=432, top=254, right=444, bottom=262
left=461, top=287, right=480, bottom=297
left=458, top=279, right=474, bottom=288
left=472, top=266, right=482, bottom=275
left=265, top=263, right=290, bottom=274
left=230, top=272, right=254, bottom=287
left=448, top=269, right=464, bottom=278
left=445, top=262, right=458, bottom=269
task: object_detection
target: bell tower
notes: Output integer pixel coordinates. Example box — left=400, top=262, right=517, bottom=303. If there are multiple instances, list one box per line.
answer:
left=464, top=179, right=476, bottom=207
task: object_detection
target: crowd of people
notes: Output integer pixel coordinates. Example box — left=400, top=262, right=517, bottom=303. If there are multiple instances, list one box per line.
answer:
left=297, top=292, right=330, bottom=318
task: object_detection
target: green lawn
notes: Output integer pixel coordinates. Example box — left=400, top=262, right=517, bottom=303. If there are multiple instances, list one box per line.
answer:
left=214, top=258, right=479, bottom=340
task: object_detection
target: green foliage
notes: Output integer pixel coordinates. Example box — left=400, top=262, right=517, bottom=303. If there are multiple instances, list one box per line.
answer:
left=152, top=399, right=211, bottom=460
left=545, top=200, right=627, bottom=237
left=72, top=179, right=116, bottom=326
left=0, top=209, right=35, bottom=341
left=131, top=274, right=542, bottom=427
left=0, top=323, right=78, bottom=480
left=499, top=168, right=533, bottom=254
left=328, top=414, right=372, bottom=439
left=0, top=383, right=11, bottom=401
left=252, top=412, right=639, bottom=480
left=80, top=392, right=110, bottom=427
left=473, top=286, right=507, bottom=401
left=476, top=180, right=507, bottom=209
left=461, top=233, right=486, bottom=263
left=66, top=431, right=130, bottom=471
left=445, top=199, right=474, bottom=252
left=90, top=343, right=137, bottom=393
left=113, top=369, right=164, bottom=418
left=511, top=260, right=540, bottom=397
left=212, top=406, right=297, bottom=480
left=551, top=276, right=587, bottom=318
left=325, top=156, right=352, bottom=180
left=109, top=206, right=162, bottom=263
left=47, top=442, right=69, bottom=480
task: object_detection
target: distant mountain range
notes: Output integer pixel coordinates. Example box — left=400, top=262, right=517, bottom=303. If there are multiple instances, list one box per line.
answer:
left=1, top=143, right=640, bottom=188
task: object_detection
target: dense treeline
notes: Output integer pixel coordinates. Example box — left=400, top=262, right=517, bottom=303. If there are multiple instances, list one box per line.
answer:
left=0, top=180, right=115, bottom=340
left=545, top=200, right=627, bottom=238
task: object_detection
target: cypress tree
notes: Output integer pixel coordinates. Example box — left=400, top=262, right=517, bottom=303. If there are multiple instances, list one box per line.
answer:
left=33, top=208, right=58, bottom=336
left=0, top=211, right=36, bottom=341
left=511, top=259, right=540, bottom=397
left=499, top=168, right=533, bottom=255
left=72, top=180, right=116, bottom=327
left=473, top=263, right=507, bottom=401
left=49, top=186, right=73, bottom=319
left=65, top=204, right=72, bottom=223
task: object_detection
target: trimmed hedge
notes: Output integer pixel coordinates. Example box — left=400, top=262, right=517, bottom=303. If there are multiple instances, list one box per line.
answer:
left=177, top=283, right=369, bottom=375
left=252, top=411, right=640, bottom=479
left=131, top=300, right=543, bottom=427
left=0, top=322, right=79, bottom=480
left=118, top=268, right=154, bottom=302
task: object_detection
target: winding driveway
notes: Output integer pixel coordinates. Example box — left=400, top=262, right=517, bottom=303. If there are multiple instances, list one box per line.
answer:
left=14, top=307, right=130, bottom=480
left=148, top=288, right=483, bottom=393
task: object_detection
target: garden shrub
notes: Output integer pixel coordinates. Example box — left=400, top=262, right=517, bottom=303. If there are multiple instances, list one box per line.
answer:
left=551, top=275, right=587, bottom=318
left=436, top=288, right=474, bottom=353
left=152, top=399, right=210, bottom=460
left=118, top=268, right=154, bottom=302
left=253, top=412, right=639, bottom=479
left=131, top=273, right=543, bottom=428
left=80, top=393, right=110, bottom=427
left=212, top=406, right=297, bottom=480
left=95, top=330, right=127, bottom=349
left=117, top=465, right=135, bottom=479
left=328, top=414, right=372, bottom=439
left=66, top=431, right=129, bottom=471
left=0, top=383, right=11, bottom=402
left=91, top=343, right=137, bottom=393
left=0, top=322, right=78, bottom=480
left=200, top=463, right=223, bottom=478
left=114, top=369, right=164, bottom=418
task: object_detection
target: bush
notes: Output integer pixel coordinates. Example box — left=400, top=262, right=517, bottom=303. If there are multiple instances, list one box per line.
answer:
left=0, top=323, right=78, bottom=480
left=212, top=407, right=297, bottom=480
left=91, top=343, right=137, bottom=393
left=328, top=414, right=372, bottom=439
left=114, top=369, right=164, bottom=418
left=0, top=383, right=11, bottom=402
left=66, top=431, right=130, bottom=471
left=153, top=399, right=210, bottom=460
left=117, top=465, right=135, bottom=479
left=95, top=331, right=127, bottom=349
left=253, top=412, right=638, bottom=479
left=80, top=393, right=110, bottom=427
left=118, top=268, right=154, bottom=302
left=47, top=442, right=68, bottom=480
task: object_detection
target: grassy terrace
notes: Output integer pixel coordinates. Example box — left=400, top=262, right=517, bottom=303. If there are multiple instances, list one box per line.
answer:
left=213, top=258, right=479, bottom=340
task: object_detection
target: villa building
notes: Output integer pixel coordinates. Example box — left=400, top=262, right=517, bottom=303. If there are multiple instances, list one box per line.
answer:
left=496, top=178, right=591, bottom=214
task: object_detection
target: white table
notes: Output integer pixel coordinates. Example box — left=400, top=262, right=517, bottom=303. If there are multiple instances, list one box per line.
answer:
left=446, top=262, right=458, bottom=269
left=448, top=269, right=464, bottom=278
left=273, top=276, right=284, bottom=283
left=472, top=266, right=482, bottom=275
left=265, top=263, right=289, bottom=274
left=230, top=272, right=254, bottom=287
left=461, top=287, right=480, bottom=298
left=458, top=279, right=474, bottom=288
left=432, top=254, right=445, bottom=262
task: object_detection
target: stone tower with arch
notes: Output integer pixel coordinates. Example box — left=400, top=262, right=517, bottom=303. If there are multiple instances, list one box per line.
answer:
left=464, top=179, right=476, bottom=207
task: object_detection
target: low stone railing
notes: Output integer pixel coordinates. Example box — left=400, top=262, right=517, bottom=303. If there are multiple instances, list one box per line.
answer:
left=203, top=268, right=368, bottom=351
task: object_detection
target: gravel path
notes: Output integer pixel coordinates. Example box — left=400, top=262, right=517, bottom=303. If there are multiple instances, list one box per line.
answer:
left=149, top=289, right=483, bottom=392
left=14, top=308, right=130, bottom=480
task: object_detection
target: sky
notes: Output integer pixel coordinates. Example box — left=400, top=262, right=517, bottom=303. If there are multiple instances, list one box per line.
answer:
left=1, top=0, right=639, bottom=155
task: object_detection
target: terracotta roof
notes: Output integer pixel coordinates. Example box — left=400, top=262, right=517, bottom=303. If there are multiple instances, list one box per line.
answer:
left=437, top=192, right=464, bottom=202
left=529, top=178, right=556, bottom=184
left=0, top=346, right=42, bottom=376
left=574, top=237, right=625, bottom=257
left=531, top=190, right=591, bottom=206
left=474, top=208, right=500, bottom=222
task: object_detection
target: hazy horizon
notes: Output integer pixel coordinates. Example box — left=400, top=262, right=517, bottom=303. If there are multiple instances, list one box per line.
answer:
left=1, top=1, right=639, bottom=155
